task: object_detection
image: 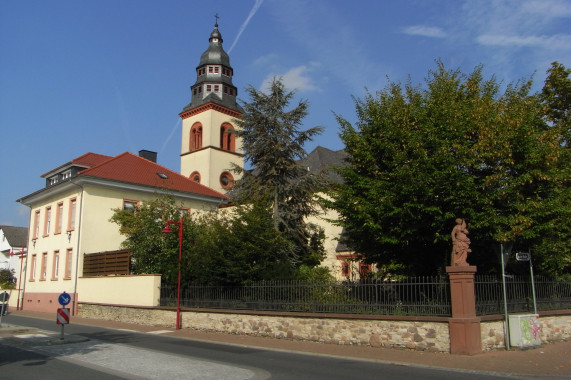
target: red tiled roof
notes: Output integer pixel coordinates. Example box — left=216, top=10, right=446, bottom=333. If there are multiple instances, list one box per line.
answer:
left=72, top=152, right=113, bottom=167
left=42, top=152, right=114, bottom=178
left=78, top=152, right=228, bottom=199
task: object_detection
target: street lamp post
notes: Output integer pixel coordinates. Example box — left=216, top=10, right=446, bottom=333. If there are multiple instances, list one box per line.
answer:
left=162, top=216, right=183, bottom=330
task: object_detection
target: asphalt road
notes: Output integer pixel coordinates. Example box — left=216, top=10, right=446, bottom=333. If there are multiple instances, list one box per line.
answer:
left=1, top=314, right=515, bottom=380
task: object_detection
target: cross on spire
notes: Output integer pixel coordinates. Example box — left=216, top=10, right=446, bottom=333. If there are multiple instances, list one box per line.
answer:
left=214, top=13, right=219, bottom=26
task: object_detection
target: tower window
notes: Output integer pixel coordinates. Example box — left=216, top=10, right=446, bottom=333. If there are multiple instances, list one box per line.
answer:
left=208, top=67, right=213, bottom=73
left=220, top=123, right=235, bottom=152
left=190, top=123, right=203, bottom=150
left=207, top=85, right=212, bottom=92
left=214, top=85, right=219, bottom=92
left=214, top=66, right=219, bottom=74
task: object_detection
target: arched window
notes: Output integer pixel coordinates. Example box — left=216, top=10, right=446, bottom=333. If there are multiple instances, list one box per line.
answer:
left=190, top=123, right=202, bottom=151
left=220, top=123, right=235, bottom=152
left=189, top=171, right=201, bottom=183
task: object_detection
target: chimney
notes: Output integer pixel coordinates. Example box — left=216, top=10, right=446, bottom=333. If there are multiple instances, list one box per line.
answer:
left=139, top=150, right=157, bottom=163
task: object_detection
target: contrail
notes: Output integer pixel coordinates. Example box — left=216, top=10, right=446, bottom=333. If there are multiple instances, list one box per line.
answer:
left=228, top=0, right=265, bottom=53
left=160, top=118, right=181, bottom=154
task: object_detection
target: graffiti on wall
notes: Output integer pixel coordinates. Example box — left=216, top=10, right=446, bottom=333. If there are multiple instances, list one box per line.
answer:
left=520, top=316, right=541, bottom=343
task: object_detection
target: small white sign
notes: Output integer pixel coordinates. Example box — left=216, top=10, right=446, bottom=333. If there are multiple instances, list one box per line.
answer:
left=516, top=252, right=531, bottom=261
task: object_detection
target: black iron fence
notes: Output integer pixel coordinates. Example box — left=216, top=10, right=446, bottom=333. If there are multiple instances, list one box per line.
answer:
left=160, top=275, right=571, bottom=317
left=475, top=275, right=571, bottom=315
left=161, top=277, right=451, bottom=317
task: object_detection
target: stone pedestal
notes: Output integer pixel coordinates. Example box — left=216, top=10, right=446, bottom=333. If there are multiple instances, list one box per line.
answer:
left=447, top=265, right=481, bottom=355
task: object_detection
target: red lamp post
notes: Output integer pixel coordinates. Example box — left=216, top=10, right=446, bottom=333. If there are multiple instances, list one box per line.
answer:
left=162, top=216, right=183, bottom=330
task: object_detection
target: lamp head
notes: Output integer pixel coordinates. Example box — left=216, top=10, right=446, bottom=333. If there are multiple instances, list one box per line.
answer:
left=162, top=225, right=173, bottom=234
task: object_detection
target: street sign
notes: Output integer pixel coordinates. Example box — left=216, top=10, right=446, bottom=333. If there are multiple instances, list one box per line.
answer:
left=56, top=308, right=70, bottom=325
left=0, top=291, right=9, bottom=302
left=516, top=252, right=531, bottom=262
left=58, top=291, right=71, bottom=306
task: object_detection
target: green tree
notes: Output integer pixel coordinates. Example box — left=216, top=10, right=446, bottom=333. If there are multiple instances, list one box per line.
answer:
left=110, top=195, right=300, bottom=286
left=0, top=268, right=17, bottom=289
left=233, top=77, right=326, bottom=267
left=328, top=62, right=568, bottom=276
left=110, top=195, right=192, bottom=286
left=533, top=62, right=571, bottom=276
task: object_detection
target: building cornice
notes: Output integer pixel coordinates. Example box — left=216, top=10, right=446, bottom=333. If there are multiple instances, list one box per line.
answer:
left=180, top=145, right=244, bottom=158
left=179, top=102, right=242, bottom=120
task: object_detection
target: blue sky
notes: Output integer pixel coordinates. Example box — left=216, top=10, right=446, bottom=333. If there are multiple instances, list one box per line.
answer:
left=1, top=0, right=570, bottom=227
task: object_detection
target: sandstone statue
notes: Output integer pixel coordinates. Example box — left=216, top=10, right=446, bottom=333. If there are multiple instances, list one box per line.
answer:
left=451, top=218, right=471, bottom=266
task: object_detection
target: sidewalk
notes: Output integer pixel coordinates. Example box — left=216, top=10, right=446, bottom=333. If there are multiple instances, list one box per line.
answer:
left=2, top=310, right=570, bottom=379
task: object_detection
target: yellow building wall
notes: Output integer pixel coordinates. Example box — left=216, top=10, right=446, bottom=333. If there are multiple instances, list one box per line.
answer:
left=20, top=182, right=219, bottom=312
left=24, top=187, right=83, bottom=296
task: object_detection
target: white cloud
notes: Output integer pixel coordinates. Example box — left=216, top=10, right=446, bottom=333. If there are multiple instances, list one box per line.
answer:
left=253, top=53, right=278, bottom=66
left=260, top=63, right=321, bottom=93
left=402, top=25, right=446, bottom=38
left=521, top=0, right=571, bottom=19
left=477, top=33, right=571, bottom=50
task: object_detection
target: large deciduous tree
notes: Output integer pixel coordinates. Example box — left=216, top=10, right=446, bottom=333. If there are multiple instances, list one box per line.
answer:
left=328, top=62, right=569, bottom=276
left=110, top=195, right=297, bottom=286
left=232, top=77, right=326, bottom=267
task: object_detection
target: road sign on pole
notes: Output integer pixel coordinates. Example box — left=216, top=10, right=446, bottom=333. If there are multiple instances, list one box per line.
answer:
left=56, top=307, right=70, bottom=341
left=516, top=252, right=531, bottom=262
left=58, top=291, right=71, bottom=306
left=57, top=308, right=70, bottom=324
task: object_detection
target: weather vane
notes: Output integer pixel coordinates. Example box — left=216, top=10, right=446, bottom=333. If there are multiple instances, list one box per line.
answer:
left=214, top=13, right=219, bottom=26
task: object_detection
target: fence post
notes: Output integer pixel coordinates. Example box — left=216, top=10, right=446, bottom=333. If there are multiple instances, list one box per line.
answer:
left=446, top=265, right=481, bottom=355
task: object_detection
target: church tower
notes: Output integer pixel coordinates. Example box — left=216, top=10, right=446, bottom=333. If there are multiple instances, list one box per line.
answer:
left=179, top=22, right=244, bottom=194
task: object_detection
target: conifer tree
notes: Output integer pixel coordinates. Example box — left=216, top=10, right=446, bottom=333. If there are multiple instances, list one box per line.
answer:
left=233, top=77, right=325, bottom=266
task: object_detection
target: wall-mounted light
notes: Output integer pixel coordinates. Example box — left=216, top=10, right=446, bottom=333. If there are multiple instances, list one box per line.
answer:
left=32, top=238, right=37, bottom=248
left=67, top=231, right=72, bottom=242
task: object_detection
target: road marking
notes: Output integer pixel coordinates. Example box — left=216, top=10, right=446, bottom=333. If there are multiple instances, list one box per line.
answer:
left=35, top=339, right=262, bottom=380
left=147, top=330, right=172, bottom=335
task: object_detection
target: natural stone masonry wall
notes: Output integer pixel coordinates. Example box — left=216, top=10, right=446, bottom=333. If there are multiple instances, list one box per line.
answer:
left=79, top=304, right=450, bottom=352
left=79, top=304, right=570, bottom=353
left=182, top=312, right=450, bottom=352
left=481, top=315, right=571, bottom=351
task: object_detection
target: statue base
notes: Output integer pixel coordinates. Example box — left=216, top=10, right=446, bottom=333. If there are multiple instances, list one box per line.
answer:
left=446, top=265, right=481, bottom=355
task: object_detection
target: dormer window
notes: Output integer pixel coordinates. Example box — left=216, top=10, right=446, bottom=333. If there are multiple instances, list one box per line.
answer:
left=49, top=176, right=59, bottom=185
left=62, top=170, right=71, bottom=180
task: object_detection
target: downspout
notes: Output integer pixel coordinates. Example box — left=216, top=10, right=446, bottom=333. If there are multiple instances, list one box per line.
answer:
left=69, top=180, right=84, bottom=316
left=20, top=207, right=32, bottom=310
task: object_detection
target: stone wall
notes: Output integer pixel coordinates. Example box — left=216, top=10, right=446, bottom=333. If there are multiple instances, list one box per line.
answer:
left=481, top=314, right=571, bottom=351
left=78, top=303, right=570, bottom=353
left=79, top=303, right=450, bottom=352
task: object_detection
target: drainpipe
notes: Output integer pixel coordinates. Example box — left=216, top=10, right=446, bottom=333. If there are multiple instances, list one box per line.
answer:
left=19, top=206, right=32, bottom=310
left=69, top=180, right=84, bottom=316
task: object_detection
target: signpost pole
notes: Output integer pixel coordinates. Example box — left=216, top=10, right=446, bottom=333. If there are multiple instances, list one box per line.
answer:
left=516, top=252, right=537, bottom=315
left=500, top=244, right=510, bottom=350
left=57, top=292, right=71, bottom=340
left=529, top=254, right=538, bottom=315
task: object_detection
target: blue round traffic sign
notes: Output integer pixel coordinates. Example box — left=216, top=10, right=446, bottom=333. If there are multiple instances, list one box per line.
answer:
left=58, top=292, right=71, bottom=306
